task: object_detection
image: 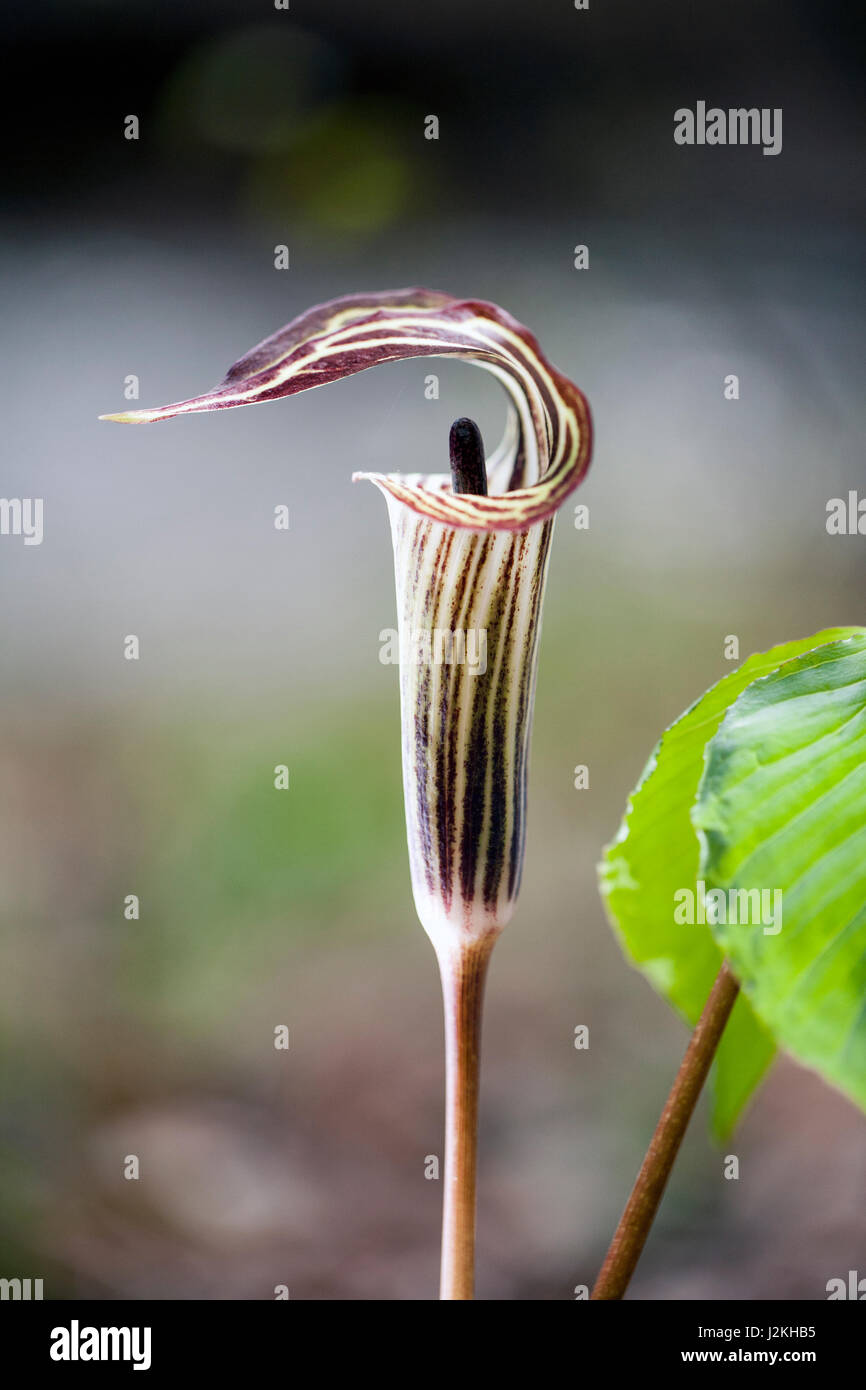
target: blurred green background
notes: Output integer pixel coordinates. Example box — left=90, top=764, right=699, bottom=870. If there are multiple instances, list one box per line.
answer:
left=1, top=0, right=864, bottom=1298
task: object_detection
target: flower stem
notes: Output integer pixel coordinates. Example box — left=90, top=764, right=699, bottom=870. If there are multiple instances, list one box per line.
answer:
left=435, top=936, right=496, bottom=1300
left=591, top=962, right=740, bottom=1301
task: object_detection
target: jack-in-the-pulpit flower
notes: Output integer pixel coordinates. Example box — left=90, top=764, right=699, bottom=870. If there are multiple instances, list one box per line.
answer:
left=381, top=426, right=558, bottom=950
left=101, top=288, right=592, bottom=1299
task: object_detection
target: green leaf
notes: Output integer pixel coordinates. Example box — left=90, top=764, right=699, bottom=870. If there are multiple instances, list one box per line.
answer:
left=694, top=633, right=866, bottom=1117
left=599, top=627, right=863, bottom=1137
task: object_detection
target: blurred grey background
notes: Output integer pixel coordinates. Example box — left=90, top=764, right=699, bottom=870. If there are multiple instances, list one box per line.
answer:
left=1, top=0, right=864, bottom=1298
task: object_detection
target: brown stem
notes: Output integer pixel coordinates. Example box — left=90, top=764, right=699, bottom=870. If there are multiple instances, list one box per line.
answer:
left=591, top=962, right=740, bottom=1301
left=435, top=935, right=496, bottom=1300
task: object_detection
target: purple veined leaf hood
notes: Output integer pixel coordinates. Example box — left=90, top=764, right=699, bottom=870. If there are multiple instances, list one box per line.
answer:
left=102, top=287, right=593, bottom=946
left=101, top=286, right=592, bottom=533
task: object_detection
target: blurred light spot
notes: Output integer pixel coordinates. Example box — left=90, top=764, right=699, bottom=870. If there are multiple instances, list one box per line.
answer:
left=157, top=24, right=345, bottom=155
left=245, top=102, right=414, bottom=236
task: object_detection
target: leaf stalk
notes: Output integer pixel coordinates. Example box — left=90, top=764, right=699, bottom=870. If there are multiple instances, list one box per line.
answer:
left=592, top=962, right=740, bottom=1300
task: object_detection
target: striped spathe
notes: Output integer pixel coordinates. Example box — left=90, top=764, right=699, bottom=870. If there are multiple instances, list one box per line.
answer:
left=101, top=288, right=593, bottom=947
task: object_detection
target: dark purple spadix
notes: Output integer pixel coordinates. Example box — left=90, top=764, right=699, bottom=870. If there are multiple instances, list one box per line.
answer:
left=449, top=417, right=488, bottom=497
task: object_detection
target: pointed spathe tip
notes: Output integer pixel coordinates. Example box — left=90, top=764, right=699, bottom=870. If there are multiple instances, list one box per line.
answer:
left=98, top=409, right=154, bottom=423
